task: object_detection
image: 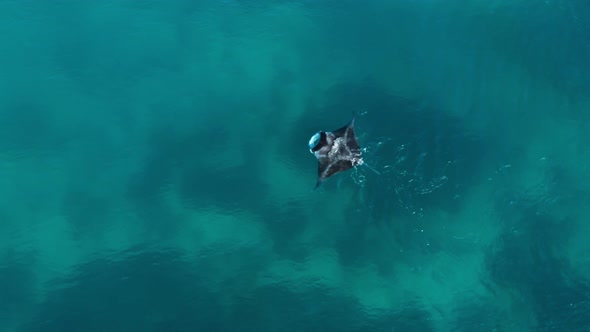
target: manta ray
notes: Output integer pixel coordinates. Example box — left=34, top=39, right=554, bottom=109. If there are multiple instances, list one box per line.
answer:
left=308, top=115, right=366, bottom=188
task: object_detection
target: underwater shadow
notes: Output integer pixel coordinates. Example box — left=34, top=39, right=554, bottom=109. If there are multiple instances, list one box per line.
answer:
left=486, top=176, right=590, bottom=331
left=22, top=246, right=432, bottom=332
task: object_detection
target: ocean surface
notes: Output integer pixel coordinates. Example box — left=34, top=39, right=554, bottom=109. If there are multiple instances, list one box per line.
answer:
left=1, top=1, right=590, bottom=331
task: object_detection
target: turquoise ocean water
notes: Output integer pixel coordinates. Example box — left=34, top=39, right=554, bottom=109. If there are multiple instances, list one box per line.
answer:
left=1, top=1, right=590, bottom=331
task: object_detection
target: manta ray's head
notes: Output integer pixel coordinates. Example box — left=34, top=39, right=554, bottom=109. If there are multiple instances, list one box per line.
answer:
left=308, top=131, right=334, bottom=157
left=308, top=132, right=322, bottom=153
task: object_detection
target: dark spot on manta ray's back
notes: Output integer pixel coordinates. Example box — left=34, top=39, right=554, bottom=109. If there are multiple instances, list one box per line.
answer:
left=308, top=115, right=364, bottom=188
